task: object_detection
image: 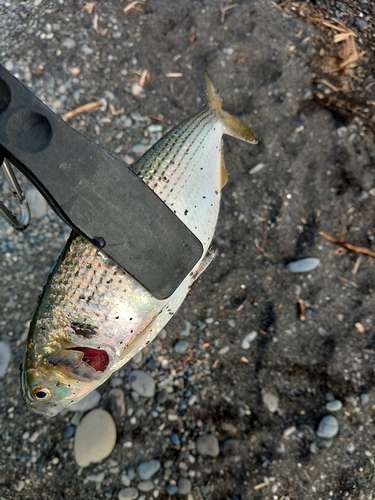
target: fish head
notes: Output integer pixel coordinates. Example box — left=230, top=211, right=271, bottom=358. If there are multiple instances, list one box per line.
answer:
left=22, top=343, right=111, bottom=417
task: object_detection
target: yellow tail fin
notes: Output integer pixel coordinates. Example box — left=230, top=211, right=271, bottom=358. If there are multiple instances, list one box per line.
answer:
left=205, top=72, right=259, bottom=145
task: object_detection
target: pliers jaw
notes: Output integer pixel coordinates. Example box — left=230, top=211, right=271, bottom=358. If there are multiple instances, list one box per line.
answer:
left=0, top=65, right=203, bottom=300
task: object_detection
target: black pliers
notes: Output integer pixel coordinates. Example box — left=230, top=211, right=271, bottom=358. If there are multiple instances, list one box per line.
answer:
left=0, top=65, right=203, bottom=300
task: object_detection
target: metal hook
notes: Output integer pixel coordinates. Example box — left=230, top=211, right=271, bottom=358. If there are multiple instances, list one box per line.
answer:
left=0, top=158, right=30, bottom=231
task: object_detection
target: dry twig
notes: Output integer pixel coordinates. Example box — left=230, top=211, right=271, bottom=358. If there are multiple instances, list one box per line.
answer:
left=319, top=231, right=375, bottom=258
left=62, top=100, right=102, bottom=121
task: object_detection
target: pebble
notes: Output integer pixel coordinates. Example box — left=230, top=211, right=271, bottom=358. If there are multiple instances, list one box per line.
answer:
left=241, top=331, right=258, bottom=349
left=166, top=484, right=178, bottom=496
left=129, top=370, right=155, bottom=398
left=174, top=340, right=189, bottom=354
left=180, top=319, right=191, bottom=336
left=325, top=400, right=343, bottom=412
left=138, top=459, right=161, bottom=480
left=178, top=477, right=192, bottom=495
left=0, top=341, right=12, bottom=378
left=287, top=257, right=320, bottom=273
left=137, top=481, right=154, bottom=492
left=118, top=487, right=139, bottom=500
left=74, top=409, right=117, bottom=467
left=249, top=162, right=265, bottom=175
left=24, top=187, right=48, bottom=219
left=69, top=389, right=101, bottom=413
left=107, top=388, right=126, bottom=418
left=262, top=392, right=279, bottom=413
left=196, top=434, right=220, bottom=457
left=316, top=415, right=339, bottom=439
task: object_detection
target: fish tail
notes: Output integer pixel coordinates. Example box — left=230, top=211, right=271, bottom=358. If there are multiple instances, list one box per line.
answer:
left=205, top=72, right=259, bottom=145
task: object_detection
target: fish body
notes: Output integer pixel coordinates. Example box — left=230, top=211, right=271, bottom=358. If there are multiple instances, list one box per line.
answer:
left=22, top=74, right=258, bottom=416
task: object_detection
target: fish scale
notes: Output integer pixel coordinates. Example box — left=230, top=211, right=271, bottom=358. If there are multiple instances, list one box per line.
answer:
left=21, top=73, right=258, bottom=416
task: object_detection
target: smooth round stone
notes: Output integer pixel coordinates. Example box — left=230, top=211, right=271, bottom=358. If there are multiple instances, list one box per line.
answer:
left=25, top=187, right=48, bottom=218
left=74, top=409, right=116, bottom=467
left=287, top=257, right=320, bottom=274
left=166, top=484, right=178, bottom=496
left=0, top=341, right=12, bottom=378
left=262, top=392, right=279, bottom=413
left=138, top=459, right=161, bottom=480
left=118, top=487, right=139, bottom=500
left=137, top=481, right=153, bottom=492
left=241, top=331, right=257, bottom=349
left=325, top=400, right=343, bottom=412
left=178, top=477, right=192, bottom=495
left=174, top=340, right=189, bottom=354
left=316, top=415, right=339, bottom=439
left=196, top=434, right=220, bottom=457
left=69, top=389, right=101, bottom=413
left=129, top=370, right=155, bottom=398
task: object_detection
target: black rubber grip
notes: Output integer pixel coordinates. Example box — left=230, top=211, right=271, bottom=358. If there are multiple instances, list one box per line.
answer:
left=0, top=65, right=203, bottom=299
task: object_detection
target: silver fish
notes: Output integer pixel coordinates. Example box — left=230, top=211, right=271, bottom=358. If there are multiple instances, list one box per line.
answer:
left=21, top=73, right=258, bottom=416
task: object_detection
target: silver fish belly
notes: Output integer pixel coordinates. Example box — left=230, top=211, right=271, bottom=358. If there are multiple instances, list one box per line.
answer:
left=21, top=73, right=258, bottom=416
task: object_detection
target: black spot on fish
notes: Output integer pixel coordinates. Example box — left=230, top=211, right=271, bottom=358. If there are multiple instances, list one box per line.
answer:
left=70, top=322, right=98, bottom=338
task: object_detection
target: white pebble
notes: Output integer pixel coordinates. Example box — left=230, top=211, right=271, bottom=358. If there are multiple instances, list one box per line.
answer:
left=287, top=257, right=320, bottom=273
left=0, top=342, right=12, bottom=378
left=74, top=409, right=116, bottom=467
left=249, top=162, right=265, bottom=175
left=118, top=487, right=139, bottom=500
left=218, top=346, right=230, bottom=355
left=262, top=392, right=279, bottom=413
left=283, top=426, right=296, bottom=437
left=316, top=415, right=339, bottom=439
left=69, top=390, right=101, bottom=413
left=241, top=331, right=257, bottom=349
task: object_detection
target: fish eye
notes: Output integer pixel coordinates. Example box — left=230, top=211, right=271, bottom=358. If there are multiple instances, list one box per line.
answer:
left=31, top=387, right=52, bottom=401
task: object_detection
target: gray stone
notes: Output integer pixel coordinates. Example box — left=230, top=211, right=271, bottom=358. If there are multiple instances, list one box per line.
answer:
left=287, top=257, right=320, bottom=274
left=118, top=487, right=139, bottom=500
left=0, top=341, right=11, bottom=378
left=137, top=480, right=153, bottom=492
left=129, top=370, right=155, bottom=398
left=316, top=415, right=339, bottom=439
left=325, top=400, right=343, bottom=412
left=138, top=459, right=161, bottom=480
left=166, top=484, right=178, bottom=496
left=69, top=390, right=101, bottom=413
left=196, top=434, right=220, bottom=457
left=74, top=409, right=116, bottom=467
left=174, top=340, right=189, bottom=354
left=178, top=477, right=192, bottom=495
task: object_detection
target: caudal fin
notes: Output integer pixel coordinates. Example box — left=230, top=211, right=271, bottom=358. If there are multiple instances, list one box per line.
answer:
left=205, top=72, right=259, bottom=145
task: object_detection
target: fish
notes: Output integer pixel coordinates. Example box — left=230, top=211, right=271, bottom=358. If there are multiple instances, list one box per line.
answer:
left=21, top=73, right=258, bottom=417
